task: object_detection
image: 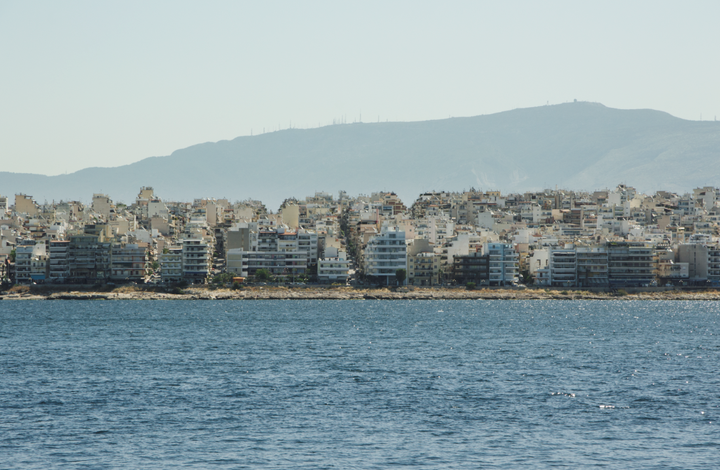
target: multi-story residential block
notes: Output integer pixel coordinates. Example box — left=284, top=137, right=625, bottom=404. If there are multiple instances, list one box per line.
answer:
left=227, top=249, right=307, bottom=279
left=159, top=247, right=183, bottom=283
left=549, top=246, right=577, bottom=287
left=317, top=249, right=350, bottom=283
left=226, top=223, right=257, bottom=252
left=408, top=251, right=441, bottom=286
left=452, top=251, right=489, bottom=285
left=0, top=195, right=9, bottom=217
left=226, top=248, right=245, bottom=277
left=406, top=238, right=440, bottom=286
left=364, top=226, right=407, bottom=285
left=676, top=243, right=709, bottom=281
left=48, top=240, right=70, bottom=283
left=110, top=243, right=148, bottom=283
left=30, top=255, right=48, bottom=283
left=92, top=194, right=113, bottom=219
left=607, top=242, right=656, bottom=287
left=67, top=234, right=112, bottom=283
left=708, top=245, right=720, bottom=283
left=182, top=238, right=212, bottom=284
left=14, top=240, right=46, bottom=284
left=14, top=194, right=39, bottom=216
left=484, top=242, right=519, bottom=286
left=576, top=247, right=609, bottom=287
left=297, top=230, right=318, bottom=266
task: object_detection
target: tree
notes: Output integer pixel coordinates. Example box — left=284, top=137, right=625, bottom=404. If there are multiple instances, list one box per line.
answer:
left=212, top=273, right=233, bottom=285
left=395, top=268, right=406, bottom=286
left=9, top=249, right=16, bottom=263
left=255, top=269, right=271, bottom=282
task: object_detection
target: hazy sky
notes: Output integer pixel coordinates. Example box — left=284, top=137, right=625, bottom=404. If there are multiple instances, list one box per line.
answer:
left=1, top=0, right=718, bottom=176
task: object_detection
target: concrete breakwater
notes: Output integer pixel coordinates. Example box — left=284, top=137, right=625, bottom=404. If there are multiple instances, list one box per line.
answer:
left=3, top=286, right=720, bottom=301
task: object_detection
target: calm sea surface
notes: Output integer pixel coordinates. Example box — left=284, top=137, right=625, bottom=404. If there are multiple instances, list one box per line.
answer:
left=1, top=300, right=718, bottom=469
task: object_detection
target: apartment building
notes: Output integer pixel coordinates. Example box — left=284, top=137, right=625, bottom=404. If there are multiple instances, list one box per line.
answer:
left=182, top=238, right=212, bottom=283
left=48, top=240, right=70, bottom=283
left=548, top=246, right=577, bottom=287
left=227, top=249, right=307, bottom=279
left=317, top=247, right=350, bottom=283
left=576, top=247, right=609, bottom=287
left=110, top=243, right=148, bottom=283
left=14, top=240, right=46, bottom=283
left=364, top=226, right=407, bottom=285
left=159, top=247, right=183, bottom=283
left=484, top=242, right=519, bottom=286
left=67, top=234, right=112, bottom=283
left=708, top=245, right=720, bottom=282
left=452, top=251, right=489, bottom=285
left=607, top=242, right=656, bottom=287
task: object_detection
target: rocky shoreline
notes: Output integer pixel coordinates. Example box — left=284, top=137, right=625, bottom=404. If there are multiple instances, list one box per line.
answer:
left=3, top=286, right=720, bottom=301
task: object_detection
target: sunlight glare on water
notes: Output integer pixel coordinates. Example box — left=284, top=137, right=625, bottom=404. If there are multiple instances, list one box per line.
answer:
left=1, top=299, right=718, bottom=469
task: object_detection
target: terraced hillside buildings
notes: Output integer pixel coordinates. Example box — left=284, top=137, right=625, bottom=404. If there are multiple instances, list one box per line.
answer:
left=4, top=183, right=720, bottom=289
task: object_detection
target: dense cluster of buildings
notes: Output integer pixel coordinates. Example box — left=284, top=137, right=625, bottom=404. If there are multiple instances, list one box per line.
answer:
left=3, top=183, right=720, bottom=289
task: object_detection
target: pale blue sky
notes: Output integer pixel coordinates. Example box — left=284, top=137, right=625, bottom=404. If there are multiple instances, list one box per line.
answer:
left=1, top=0, right=718, bottom=175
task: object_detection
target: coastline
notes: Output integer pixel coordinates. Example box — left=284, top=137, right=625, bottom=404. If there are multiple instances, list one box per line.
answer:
left=3, top=285, right=720, bottom=301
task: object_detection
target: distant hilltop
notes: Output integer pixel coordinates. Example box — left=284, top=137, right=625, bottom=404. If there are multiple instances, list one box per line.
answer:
left=1, top=101, right=719, bottom=209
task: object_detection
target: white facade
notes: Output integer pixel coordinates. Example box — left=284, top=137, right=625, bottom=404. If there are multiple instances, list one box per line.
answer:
left=160, top=248, right=183, bottom=283
left=483, top=242, right=519, bottom=286
left=227, top=250, right=307, bottom=278
left=364, top=226, right=407, bottom=284
left=297, top=230, right=318, bottom=266
left=548, top=246, right=577, bottom=287
left=318, top=250, right=350, bottom=283
left=48, top=240, right=70, bottom=283
left=15, top=241, right=46, bottom=283
left=148, top=199, right=169, bottom=219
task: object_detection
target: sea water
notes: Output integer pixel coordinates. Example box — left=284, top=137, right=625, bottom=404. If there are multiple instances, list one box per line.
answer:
left=1, top=300, right=718, bottom=469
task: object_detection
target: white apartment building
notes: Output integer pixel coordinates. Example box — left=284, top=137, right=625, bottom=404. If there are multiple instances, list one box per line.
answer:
left=15, top=241, right=46, bottom=283
left=297, top=229, right=319, bottom=266
left=148, top=199, right=169, bottom=219
left=318, top=248, right=350, bottom=283
left=48, top=240, right=70, bottom=283
left=364, top=226, right=407, bottom=285
left=708, top=245, right=720, bottom=282
left=548, top=246, right=577, bottom=287
left=160, top=247, right=183, bottom=283
left=227, top=249, right=307, bottom=279
left=484, top=242, right=519, bottom=286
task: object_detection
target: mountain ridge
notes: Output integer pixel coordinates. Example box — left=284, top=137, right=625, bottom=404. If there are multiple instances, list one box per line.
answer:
left=2, top=102, right=719, bottom=210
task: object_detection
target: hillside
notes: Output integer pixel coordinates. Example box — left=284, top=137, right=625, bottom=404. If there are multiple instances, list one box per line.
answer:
left=2, top=101, right=719, bottom=210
